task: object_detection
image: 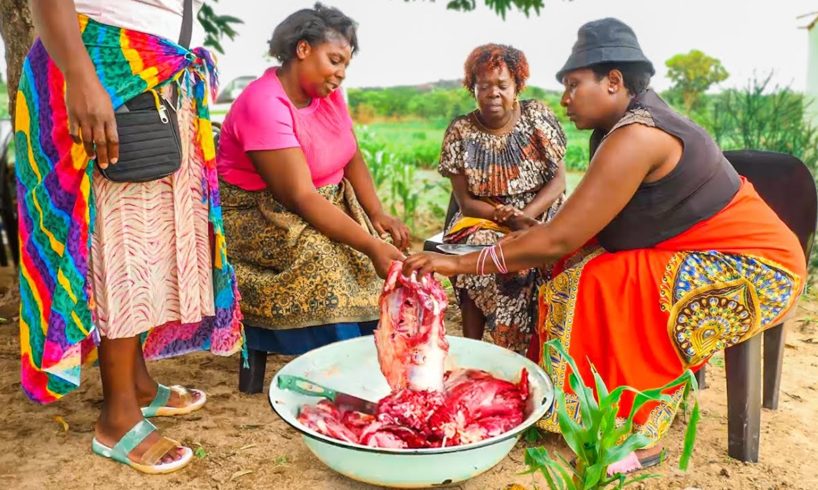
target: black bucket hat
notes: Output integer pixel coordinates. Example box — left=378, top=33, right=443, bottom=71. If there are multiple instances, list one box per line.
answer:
left=556, top=17, right=655, bottom=82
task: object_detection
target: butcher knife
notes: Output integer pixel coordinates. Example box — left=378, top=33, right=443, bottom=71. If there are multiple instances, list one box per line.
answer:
left=277, top=374, right=378, bottom=414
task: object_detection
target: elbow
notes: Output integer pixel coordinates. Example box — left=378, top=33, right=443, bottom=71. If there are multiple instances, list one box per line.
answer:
left=274, top=188, right=312, bottom=216
left=459, top=202, right=476, bottom=218
left=458, top=199, right=482, bottom=219
left=522, top=227, right=574, bottom=264
left=544, top=231, right=575, bottom=261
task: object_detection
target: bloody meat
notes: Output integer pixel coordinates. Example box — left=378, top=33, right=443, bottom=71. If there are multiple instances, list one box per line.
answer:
left=297, top=262, right=529, bottom=448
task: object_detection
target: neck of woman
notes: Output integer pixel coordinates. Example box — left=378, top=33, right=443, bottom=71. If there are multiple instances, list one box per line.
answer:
left=598, top=94, right=636, bottom=134
left=476, top=101, right=519, bottom=133
left=277, top=64, right=312, bottom=109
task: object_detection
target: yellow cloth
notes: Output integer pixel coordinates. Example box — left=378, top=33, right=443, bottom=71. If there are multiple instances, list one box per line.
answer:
left=445, top=216, right=510, bottom=237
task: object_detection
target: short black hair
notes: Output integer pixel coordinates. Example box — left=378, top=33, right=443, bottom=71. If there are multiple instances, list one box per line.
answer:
left=590, top=62, right=652, bottom=95
left=268, top=3, right=358, bottom=65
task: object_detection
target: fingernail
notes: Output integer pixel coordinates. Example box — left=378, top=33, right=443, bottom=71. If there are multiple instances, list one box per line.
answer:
left=111, top=158, right=118, bottom=164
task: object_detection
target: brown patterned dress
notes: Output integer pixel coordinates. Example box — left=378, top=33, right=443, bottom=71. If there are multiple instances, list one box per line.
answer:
left=439, top=99, right=567, bottom=354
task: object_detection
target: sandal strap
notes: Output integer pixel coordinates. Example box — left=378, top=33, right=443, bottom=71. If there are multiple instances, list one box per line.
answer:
left=140, top=436, right=182, bottom=466
left=142, top=385, right=172, bottom=417
left=110, top=419, right=158, bottom=465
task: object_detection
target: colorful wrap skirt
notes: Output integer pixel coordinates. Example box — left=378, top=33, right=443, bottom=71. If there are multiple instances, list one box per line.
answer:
left=15, top=17, right=243, bottom=403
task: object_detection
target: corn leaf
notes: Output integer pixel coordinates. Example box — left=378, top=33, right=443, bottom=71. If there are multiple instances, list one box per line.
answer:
left=583, top=462, right=605, bottom=489
left=556, top=389, right=587, bottom=459
left=603, top=433, right=652, bottom=466
left=555, top=453, right=581, bottom=479
left=621, top=472, right=662, bottom=486
left=679, top=386, right=700, bottom=470
left=567, top=370, right=596, bottom=428
left=550, top=460, right=577, bottom=490
left=525, top=447, right=566, bottom=490
left=591, top=366, right=609, bottom=400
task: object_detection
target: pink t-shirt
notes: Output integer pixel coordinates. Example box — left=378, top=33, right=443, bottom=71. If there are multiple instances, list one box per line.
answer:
left=217, top=67, right=357, bottom=191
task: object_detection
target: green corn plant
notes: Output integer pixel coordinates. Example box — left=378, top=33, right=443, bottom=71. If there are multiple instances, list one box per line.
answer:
left=389, top=162, right=420, bottom=227
left=522, top=339, right=700, bottom=489
left=358, top=126, right=396, bottom=189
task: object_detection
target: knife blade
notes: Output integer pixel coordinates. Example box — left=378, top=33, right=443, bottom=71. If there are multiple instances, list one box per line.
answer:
left=277, top=374, right=378, bottom=414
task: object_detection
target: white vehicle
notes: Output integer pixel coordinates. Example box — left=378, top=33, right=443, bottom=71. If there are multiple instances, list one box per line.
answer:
left=210, top=75, right=255, bottom=124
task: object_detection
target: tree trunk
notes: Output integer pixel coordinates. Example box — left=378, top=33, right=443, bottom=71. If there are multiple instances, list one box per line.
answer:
left=0, top=0, right=34, bottom=127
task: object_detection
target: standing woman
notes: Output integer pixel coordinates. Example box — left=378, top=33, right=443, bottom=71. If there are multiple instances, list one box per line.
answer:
left=16, top=0, right=243, bottom=474
left=439, top=44, right=566, bottom=354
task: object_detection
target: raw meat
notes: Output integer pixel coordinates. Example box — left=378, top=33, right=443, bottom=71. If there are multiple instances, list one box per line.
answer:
left=297, top=261, right=530, bottom=449
left=429, top=368, right=529, bottom=446
left=374, top=262, right=448, bottom=392
left=297, top=369, right=529, bottom=449
left=297, top=400, right=358, bottom=444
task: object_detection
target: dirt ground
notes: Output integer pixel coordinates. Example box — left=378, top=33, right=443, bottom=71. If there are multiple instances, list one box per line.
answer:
left=1, top=263, right=817, bottom=490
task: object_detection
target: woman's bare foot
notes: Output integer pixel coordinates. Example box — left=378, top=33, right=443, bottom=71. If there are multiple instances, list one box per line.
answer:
left=94, top=407, right=186, bottom=465
left=135, top=381, right=203, bottom=410
left=606, top=445, right=664, bottom=476
left=133, top=344, right=203, bottom=410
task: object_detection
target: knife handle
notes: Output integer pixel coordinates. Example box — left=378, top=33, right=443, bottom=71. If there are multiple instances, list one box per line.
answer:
left=277, top=375, right=337, bottom=402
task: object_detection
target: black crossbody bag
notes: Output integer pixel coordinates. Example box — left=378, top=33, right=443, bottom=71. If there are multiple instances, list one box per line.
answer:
left=98, top=0, right=193, bottom=183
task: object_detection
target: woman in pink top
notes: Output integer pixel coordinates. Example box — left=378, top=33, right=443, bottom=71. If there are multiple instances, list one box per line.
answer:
left=217, top=4, right=408, bottom=358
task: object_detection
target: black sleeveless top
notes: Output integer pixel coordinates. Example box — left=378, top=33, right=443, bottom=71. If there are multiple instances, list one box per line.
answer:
left=590, top=90, right=740, bottom=251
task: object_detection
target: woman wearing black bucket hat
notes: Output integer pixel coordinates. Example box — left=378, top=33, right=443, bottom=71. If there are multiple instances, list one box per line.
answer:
left=404, top=18, right=806, bottom=475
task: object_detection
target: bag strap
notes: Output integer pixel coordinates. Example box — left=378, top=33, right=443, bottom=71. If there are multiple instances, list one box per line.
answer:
left=179, top=0, right=193, bottom=48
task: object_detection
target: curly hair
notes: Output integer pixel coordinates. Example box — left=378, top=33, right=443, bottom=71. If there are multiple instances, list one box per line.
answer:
left=268, top=3, right=358, bottom=65
left=463, top=44, right=530, bottom=96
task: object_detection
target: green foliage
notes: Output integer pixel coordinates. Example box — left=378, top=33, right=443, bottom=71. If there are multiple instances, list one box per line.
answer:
left=665, top=50, right=729, bottom=113
left=0, top=82, right=8, bottom=119
left=349, top=84, right=592, bottom=171
left=198, top=0, right=243, bottom=54
left=358, top=126, right=450, bottom=231
left=702, top=73, right=818, bottom=172
left=564, top=144, right=589, bottom=172
left=522, top=339, right=700, bottom=489
left=348, top=86, right=474, bottom=121
left=358, top=119, right=447, bottom=169
left=407, top=0, right=546, bottom=18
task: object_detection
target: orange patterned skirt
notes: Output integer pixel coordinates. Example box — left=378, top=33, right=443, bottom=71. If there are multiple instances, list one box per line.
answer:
left=531, top=179, right=806, bottom=444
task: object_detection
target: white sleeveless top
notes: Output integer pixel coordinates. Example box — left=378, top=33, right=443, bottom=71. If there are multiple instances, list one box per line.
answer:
left=74, top=0, right=203, bottom=42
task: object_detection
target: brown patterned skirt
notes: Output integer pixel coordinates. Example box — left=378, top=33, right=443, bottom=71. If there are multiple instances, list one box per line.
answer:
left=220, top=180, right=381, bottom=330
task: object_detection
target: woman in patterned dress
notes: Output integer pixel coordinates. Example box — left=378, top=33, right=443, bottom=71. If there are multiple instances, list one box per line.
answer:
left=439, top=44, right=567, bottom=354
left=217, top=4, right=408, bottom=354
left=404, top=18, right=806, bottom=475
left=17, top=0, right=242, bottom=474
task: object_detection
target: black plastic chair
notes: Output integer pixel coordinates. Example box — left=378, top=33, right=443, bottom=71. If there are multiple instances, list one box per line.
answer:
left=698, top=150, right=816, bottom=462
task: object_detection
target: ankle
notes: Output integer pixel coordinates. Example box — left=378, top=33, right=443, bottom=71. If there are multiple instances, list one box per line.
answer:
left=99, top=401, right=142, bottom=427
left=133, top=376, right=159, bottom=401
